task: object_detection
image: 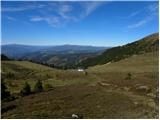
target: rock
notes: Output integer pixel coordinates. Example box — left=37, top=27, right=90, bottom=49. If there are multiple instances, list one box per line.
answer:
left=155, top=114, right=159, bottom=119
left=135, top=84, right=142, bottom=87
left=97, top=82, right=111, bottom=87
left=113, top=85, right=118, bottom=89
left=90, top=84, right=96, bottom=87
left=97, top=105, right=101, bottom=108
left=106, top=62, right=111, bottom=65
left=123, top=87, right=130, bottom=91
left=72, top=113, right=83, bottom=119
left=115, top=87, right=120, bottom=90
left=148, top=101, right=156, bottom=108
left=72, top=114, right=79, bottom=119
left=133, top=101, right=138, bottom=106
left=146, top=93, right=156, bottom=98
left=135, top=85, right=151, bottom=93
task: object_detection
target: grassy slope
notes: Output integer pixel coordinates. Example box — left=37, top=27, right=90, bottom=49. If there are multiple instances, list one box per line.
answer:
left=2, top=61, right=97, bottom=93
left=78, top=33, right=159, bottom=68
left=87, top=52, right=159, bottom=90
left=2, top=85, right=157, bottom=119
left=1, top=52, right=159, bottom=118
left=88, top=52, right=158, bottom=73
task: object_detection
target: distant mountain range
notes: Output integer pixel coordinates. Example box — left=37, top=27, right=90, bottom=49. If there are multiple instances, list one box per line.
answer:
left=2, top=33, right=158, bottom=69
left=2, top=44, right=109, bottom=58
left=2, top=44, right=49, bottom=59
left=1, top=44, right=110, bottom=68
left=77, top=33, right=159, bottom=68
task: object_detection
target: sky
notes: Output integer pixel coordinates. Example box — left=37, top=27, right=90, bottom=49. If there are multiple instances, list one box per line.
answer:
left=1, top=1, right=159, bottom=47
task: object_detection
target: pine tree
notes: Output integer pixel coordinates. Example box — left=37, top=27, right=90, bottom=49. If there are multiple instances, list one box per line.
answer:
left=1, top=81, right=10, bottom=100
left=34, top=80, right=43, bottom=92
left=20, top=82, right=31, bottom=96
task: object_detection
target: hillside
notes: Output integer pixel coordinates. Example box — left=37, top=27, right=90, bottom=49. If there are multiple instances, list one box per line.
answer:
left=22, top=52, right=100, bottom=69
left=88, top=52, right=158, bottom=73
left=1, top=54, right=11, bottom=61
left=1, top=44, right=49, bottom=59
left=2, top=44, right=108, bottom=59
left=1, top=61, right=96, bottom=94
left=1, top=51, right=158, bottom=118
left=77, top=33, right=159, bottom=68
left=2, top=44, right=109, bottom=68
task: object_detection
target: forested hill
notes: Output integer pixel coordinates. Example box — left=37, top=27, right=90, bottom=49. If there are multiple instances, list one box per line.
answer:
left=77, top=33, right=159, bottom=68
left=1, top=54, right=11, bottom=61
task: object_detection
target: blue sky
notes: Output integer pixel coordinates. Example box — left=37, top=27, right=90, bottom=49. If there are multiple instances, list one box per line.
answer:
left=1, top=1, right=159, bottom=46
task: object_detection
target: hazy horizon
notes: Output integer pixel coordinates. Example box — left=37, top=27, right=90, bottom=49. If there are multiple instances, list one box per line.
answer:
left=1, top=31, right=158, bottom=47
left=1, top=43, right=111, bottom=47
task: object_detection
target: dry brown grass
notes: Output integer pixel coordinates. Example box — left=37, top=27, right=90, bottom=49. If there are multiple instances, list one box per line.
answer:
left=2, top=85, right=157, bottom=119
left=1, top=52, right=159, bottom=118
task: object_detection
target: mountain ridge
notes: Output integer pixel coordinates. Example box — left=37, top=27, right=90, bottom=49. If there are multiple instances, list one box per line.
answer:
left=2, top=44, right=109, bottom=59
left=77, top=32, right=159, bottom=68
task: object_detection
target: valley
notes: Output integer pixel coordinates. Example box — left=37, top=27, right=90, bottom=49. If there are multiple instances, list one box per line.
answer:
left=1, top=37, right=159, bottom=118
left=2, top=45, right=109, bottom=68
left=1, top=1, right=159, bottom=119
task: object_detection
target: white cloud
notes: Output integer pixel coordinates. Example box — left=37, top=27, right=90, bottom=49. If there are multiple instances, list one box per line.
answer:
left=2, top=3, right=46, bottom=12
left=127, top=3, right=158, bottom=29
left=30, top=16, right=43, bottom=22
left=45, top=17, right=61, bottom=27
left=6, top=16, right=17, bottom=21
left=80, top=2, right=103, bottom=19
left=127, top=17, right=152, bottom=29
left=57, top=4, right=73, bottom=21
left=147, top=3, right=158, bottom=12
left=3, top=1, right=105, bottom=28
left=2, top=7, right=29, bottom=12
left=30, top=2, right=104, bottom=27
left=30, top=16, right=61, bottom=27
left=59, top=4, right=72, bottom=14
left=129, top=10, right=142, bottom=17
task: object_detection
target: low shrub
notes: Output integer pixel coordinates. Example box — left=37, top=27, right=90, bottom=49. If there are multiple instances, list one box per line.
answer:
left=44, top=83, right=53, bottom=90
left=1, top=81, right=11, bottom=100
left=34, top=80, right=43, bottom=92
left=20, top=82, right=31, bottom=96
left=6, top=72, right=15, bottom=78
left=125, top=73, right=132, bottom=80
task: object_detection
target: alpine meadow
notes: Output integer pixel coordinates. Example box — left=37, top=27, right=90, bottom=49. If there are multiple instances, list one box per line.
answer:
left=1, top=1, right=159, bottom=119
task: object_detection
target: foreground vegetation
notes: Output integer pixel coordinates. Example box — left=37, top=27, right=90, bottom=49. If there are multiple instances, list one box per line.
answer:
left=1, top=51, right=159, bottom=118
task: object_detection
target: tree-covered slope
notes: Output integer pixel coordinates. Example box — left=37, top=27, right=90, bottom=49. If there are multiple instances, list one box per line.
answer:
left=2, top=44, right=108, bottom=59
left=1, top=54, right=11, bottom=61
left=77, top=33, right=159, bottom=68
